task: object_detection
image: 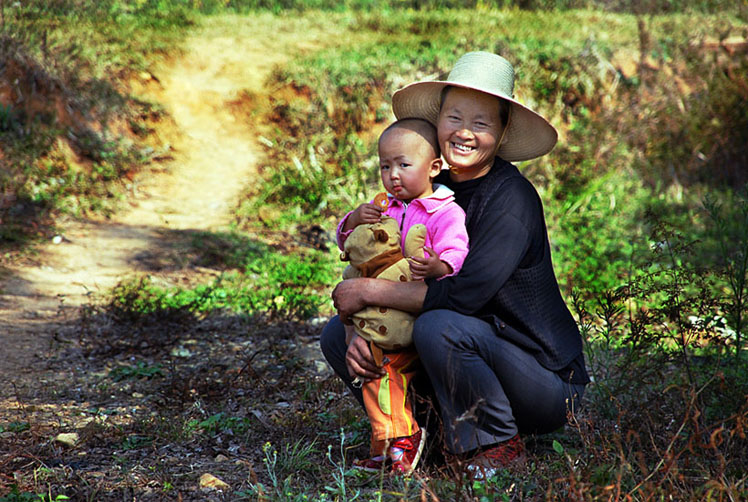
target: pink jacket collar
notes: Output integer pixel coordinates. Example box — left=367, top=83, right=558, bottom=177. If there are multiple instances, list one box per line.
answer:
left=385, top=184, right=455, bottom=214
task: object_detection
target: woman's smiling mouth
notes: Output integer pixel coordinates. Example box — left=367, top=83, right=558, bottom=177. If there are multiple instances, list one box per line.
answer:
left=451, top=142, right=475, bottom=153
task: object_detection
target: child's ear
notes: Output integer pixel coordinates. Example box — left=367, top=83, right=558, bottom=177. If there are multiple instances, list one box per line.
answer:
left=429, top=158, right=443, bottom=178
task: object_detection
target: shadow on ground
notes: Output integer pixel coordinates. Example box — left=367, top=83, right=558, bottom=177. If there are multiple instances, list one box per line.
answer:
left=0, top=304, right=349, bottom=500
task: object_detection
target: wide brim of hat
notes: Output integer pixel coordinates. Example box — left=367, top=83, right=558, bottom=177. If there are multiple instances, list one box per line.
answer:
left=392, top=80, right=558, bottom=162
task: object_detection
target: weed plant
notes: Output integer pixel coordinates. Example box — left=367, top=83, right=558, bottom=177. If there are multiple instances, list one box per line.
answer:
left=703, top=189, right=748, bottom=359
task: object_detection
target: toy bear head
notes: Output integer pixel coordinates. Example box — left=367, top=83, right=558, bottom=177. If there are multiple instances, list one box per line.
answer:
left=340, top=216, right=401, bottom=270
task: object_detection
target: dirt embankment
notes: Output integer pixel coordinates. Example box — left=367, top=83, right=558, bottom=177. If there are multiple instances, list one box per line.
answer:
left=0, top=15, right=329, bottom=384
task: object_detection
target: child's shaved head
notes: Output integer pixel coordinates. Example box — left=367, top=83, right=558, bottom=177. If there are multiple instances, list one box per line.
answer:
left=379, top=118, right=440, bottom=158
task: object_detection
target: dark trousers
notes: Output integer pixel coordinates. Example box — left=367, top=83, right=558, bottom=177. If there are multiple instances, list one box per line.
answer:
left=320, top=309, right=585, bottom=454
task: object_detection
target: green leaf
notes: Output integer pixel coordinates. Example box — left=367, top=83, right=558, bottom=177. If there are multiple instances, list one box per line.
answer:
left=552, top=439, right=564, bottom=454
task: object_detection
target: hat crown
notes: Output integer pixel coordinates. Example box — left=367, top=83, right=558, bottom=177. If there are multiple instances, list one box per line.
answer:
left=447, top=51, right=515, bottom=99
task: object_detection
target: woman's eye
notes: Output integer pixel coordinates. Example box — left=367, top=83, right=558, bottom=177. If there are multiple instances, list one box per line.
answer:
left=380, top=165, right=389, bottom=170
left=400, top=163, right=410, bottom=168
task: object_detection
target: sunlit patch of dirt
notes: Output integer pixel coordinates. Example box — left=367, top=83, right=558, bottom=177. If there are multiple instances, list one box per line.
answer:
left=0, top=13, right=340, bottom=373
left=0, top=13, right=355, bottom=499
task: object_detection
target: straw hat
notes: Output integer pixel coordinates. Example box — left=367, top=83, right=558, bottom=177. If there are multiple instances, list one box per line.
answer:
left=392, top=51, right=557, bottom=162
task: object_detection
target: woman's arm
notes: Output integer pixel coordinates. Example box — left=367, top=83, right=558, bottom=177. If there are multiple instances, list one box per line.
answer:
left=331, top=277, right=427, bottom=324
left=332, top=277, right=427, bottom=382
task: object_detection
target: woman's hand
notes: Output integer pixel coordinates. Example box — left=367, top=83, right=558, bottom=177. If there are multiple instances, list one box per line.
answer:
left=345, top=333, right=385, bottom=381
left=331, top=277, right=371, bottom=324
left=332, top=277, right=428, bottom=323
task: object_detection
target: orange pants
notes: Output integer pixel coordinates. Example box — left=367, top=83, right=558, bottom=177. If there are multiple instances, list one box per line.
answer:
left=362, top=346, right=420, bottom=451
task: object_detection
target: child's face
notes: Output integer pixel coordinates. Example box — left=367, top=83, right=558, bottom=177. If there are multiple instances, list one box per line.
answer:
left=378, top=128, right=441, bottom=202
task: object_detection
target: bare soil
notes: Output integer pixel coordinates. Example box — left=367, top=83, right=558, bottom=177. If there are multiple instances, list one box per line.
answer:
left=0, top=15, right=328, bottom=382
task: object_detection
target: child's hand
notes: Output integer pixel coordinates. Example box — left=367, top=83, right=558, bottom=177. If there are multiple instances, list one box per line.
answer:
left=408, top=247, right=452, bottom=280
left=344, top=203, right=384, bottom=231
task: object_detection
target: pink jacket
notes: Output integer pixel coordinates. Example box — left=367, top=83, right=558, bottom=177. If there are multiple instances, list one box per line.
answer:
left=337, top=184, right=469, bottom=278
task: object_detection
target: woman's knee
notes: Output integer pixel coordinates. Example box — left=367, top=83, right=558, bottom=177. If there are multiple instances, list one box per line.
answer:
left=412, top=309, right=468, bottom=354
left=413, top=310, right=450, bottom=346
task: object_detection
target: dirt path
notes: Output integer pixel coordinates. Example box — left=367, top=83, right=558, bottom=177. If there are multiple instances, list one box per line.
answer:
left=0, top=15, right=331, bottom=381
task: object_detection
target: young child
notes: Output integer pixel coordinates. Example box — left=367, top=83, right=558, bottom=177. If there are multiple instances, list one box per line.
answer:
left=336, top=118, right=469, bottom=474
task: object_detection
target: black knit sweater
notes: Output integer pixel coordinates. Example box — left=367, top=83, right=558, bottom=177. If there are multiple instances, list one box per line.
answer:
left=424, top=158, right=589, bottom=384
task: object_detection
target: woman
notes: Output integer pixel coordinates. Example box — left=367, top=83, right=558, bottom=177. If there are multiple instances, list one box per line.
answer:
left=321, top=51, right=589, bottom=476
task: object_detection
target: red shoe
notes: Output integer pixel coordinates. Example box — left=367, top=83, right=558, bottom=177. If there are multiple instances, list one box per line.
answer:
left=466, top=434, right=525, bottom=479
left=390, top=428, right=426, bottom=476
left=353, top=437, right=390, bottom=472
left=353, top=429, right=426, bottom=476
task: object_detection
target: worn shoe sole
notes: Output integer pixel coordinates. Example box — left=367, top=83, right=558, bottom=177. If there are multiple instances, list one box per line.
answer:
left=352, top=454, right=389, bottom=473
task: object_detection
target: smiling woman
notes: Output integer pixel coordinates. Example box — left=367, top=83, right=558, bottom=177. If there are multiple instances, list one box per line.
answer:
left=321, top=51, right=589, bottom=478
left=437, top=87, right=506, bottom=180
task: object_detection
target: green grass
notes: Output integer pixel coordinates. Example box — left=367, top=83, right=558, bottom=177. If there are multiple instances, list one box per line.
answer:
left=107, top=232, right=339, bottom=320
left=108, top=361, right=164, bottom=381
left=247, top=8, right=747, bottom=298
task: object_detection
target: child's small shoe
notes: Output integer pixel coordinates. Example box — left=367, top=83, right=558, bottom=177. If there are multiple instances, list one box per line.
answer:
left=389, top=428, right=426, bottom=476
left=353, top=429, right=426, bottom=476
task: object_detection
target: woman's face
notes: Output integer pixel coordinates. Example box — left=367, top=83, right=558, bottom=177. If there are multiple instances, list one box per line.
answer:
left=437, top=87, right=504, bottom=178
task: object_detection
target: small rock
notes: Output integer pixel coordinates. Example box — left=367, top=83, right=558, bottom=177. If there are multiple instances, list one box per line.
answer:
left=214, top=454, right=229, bottom=462
left=315, top=360, right=331, bottom=375
left=132, top=392, right=145, bottom=399
left=199, top=473, right=229, bottom=491
left=309, top=316, right=329, bottom=327
left=171, top=347, right=192, bottom=358
left=75, top=418, right=95, bottom=429
left=52, top=235, right=63, bottom=244
left=55, top=433, right=79, bottom=447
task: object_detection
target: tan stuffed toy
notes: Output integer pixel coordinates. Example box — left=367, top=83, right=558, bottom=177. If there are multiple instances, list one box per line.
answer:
left=341, top=213, right=426, bottom=365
